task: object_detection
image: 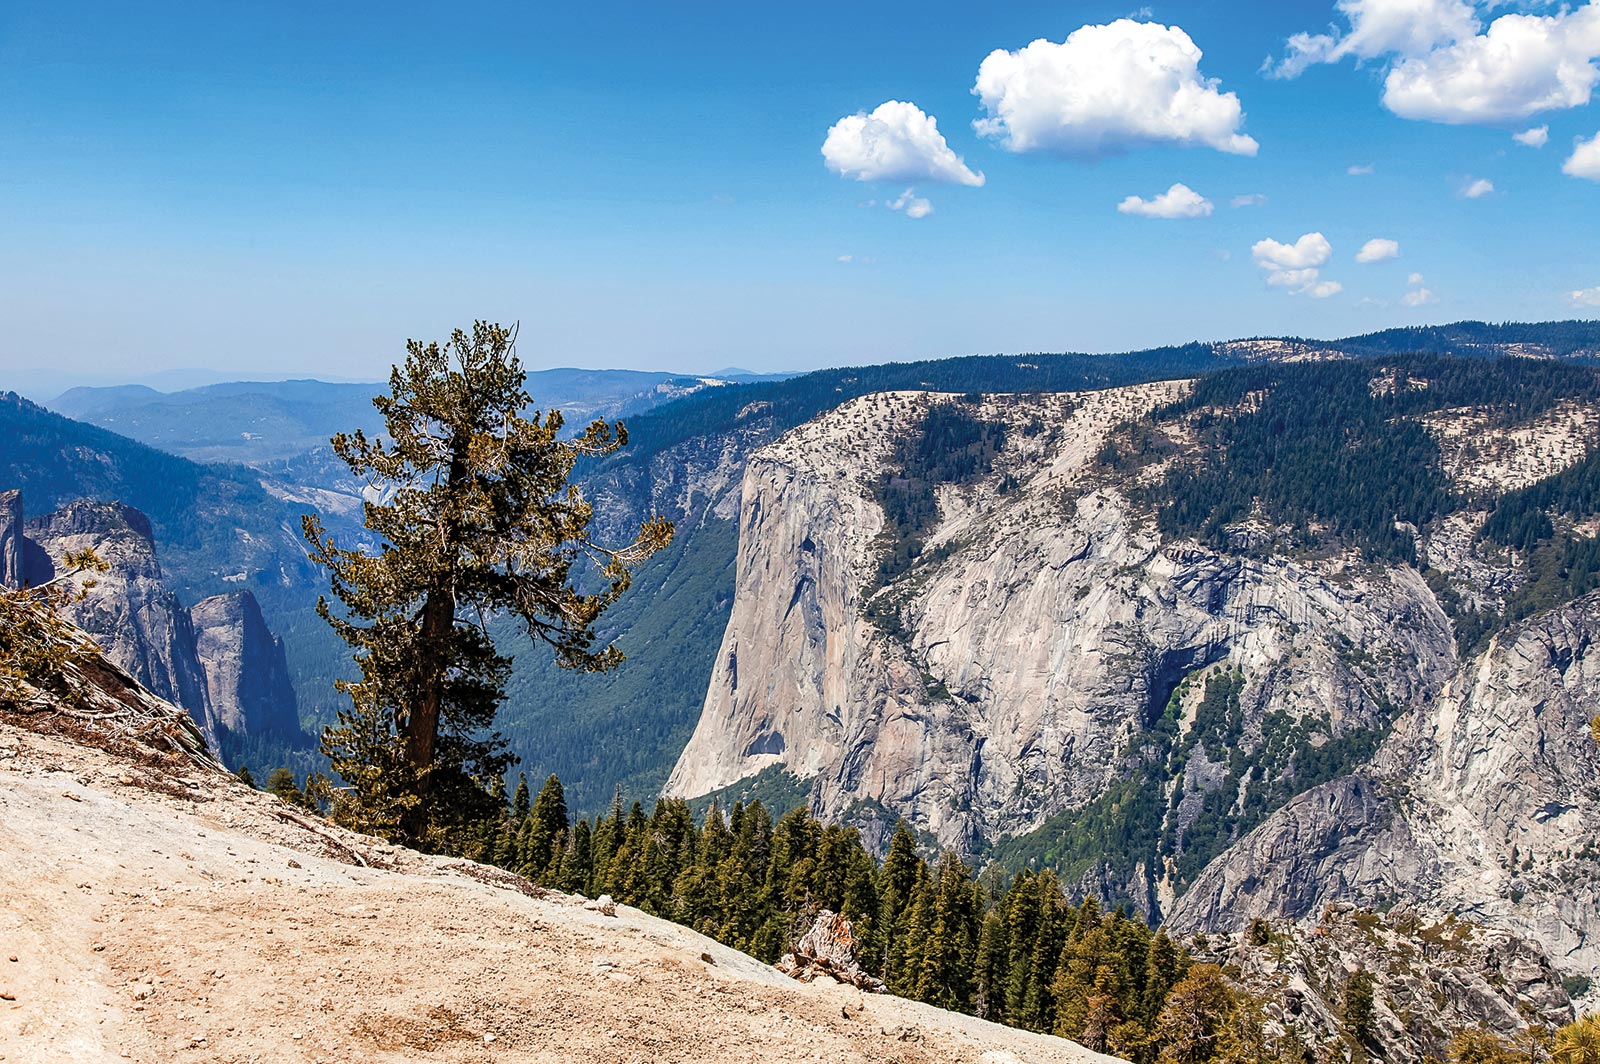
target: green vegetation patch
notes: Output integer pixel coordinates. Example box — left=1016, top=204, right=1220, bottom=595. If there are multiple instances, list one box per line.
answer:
left=866, top=399, right=1008, bottom=624
left=686, top=763, right=814, bottom=821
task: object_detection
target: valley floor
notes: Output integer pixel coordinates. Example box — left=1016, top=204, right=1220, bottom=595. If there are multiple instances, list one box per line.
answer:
left=0, top=720, right=1114, bottom=1064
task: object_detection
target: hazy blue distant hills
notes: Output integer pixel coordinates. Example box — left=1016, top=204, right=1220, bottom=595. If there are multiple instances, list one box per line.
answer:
left=46, top=368, right=741, bottom=466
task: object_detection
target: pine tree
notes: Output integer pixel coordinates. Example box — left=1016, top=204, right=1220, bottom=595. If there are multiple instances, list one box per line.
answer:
left=1553, top=1014, right=1600, bottom=1064
left=1143, top=928, right=1188, bottom=1028
left=1020, top=872, right=1068, bottom=1032
left=1343, top=968, right=1377, bottom=1051
left=303, top=321, right=672, bottom=844
left=1155, top=964, right=1233, bottom=1064
left=1213, top=993, right=1271, bottom=1064
left=267, top=767, right=305, bottom=806
left=525, top=774, right=569, bottom=880
left=1002, top=871, right=1041, bottom=1022
left=512, top=774, right=531, bottom=820
left=974, top=904, right=1010, bottom=1021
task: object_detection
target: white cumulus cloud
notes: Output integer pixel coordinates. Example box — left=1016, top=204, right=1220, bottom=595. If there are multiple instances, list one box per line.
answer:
left=1565, top=131, right=1600, bottom=180
left=1571, top=286, right=1600, bottom=306
left=1117, top=182, right=1215, bottom=218
left=1356, top=238, right=1401, bottom=263
left=1383, top=6, right=1600, bottom=124
left=972, top=19, right=1259, bottom=158
left=1409, top=272, right=1427, bottom=285
left=1403, top=287, right=1439, bottom=306
left=1272, top=2, right=1600, bottom=126
left=1460, top=177, right=1496, bottom=198
left=888, top=188, right=934, bottom=219
left=1253, top=233, right=1340, bottom=297
left=822, top=101, right=985, bottom=186
left=1514, top=125, right=1550, bottom=147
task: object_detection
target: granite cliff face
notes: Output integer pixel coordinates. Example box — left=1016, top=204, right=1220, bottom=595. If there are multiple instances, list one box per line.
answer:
left=3, top=493, right=300, bottom=752
left=0, top=490, right=24, bottom=589
left=189, top=590, right=301, bottom=738
left=1168, top=592, right=1600, bottom=985
left=665, top=370, right=1600, bottom=1002
left=668, top=386, right=1457, bottom=856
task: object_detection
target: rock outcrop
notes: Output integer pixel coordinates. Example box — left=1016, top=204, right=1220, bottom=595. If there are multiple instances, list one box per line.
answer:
left=6, top=494, right=301, bottom=752
left=1199, top=907, right=1573, bottom=1064
left=25, top=499, right=219, bottom=746
left=0, top=490, right=23, bottom=589
left=189, top=590, right=300, bottom=737
left=777, top=910, right=886, bottom=992
left=1169, top=593, right=1600, bottom=990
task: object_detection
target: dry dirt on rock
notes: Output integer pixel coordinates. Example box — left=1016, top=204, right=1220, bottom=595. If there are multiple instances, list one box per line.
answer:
left=0, top=721, right=1114, bottom=1064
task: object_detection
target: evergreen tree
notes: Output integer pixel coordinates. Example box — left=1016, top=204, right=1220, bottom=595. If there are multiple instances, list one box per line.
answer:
left=1002, top=871, right=1042, bottom=1023
left=1155, top=964, right=1233, bottom=1064
left=879, top=821, right=921, bottom=970
left=512, top=774, right=531, bottom=820
left=1143, top=929, right=1188, bottom=1028
left=1214, top=994, right=1272, bottom=1064
left=1344, top=968, right=1377, bottom=1050
left=1020, top=872, right=1069, bottom=1032
left=267, top=767, right=305, bottom=806
left=1553, top=1014, right=1600, bottom=1064
left=974, top=904, right=1010, bottom=1022
left=303, top=321, right=672, bottom=844
left=525, top=774, right=569, bottom=880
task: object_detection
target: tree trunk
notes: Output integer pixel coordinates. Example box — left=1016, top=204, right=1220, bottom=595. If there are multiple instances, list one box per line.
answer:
left=406, top=585, right=456, bottom=770
left=400, top=434, right=470, bottom=838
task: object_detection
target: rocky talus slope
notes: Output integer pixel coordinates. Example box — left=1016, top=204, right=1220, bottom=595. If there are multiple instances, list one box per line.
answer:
left=1201, top=907, right=1573, bottom=1064
left=665, top=373, right=1600, bottom=1005
left=0, top=678, right=1116, bottom=1064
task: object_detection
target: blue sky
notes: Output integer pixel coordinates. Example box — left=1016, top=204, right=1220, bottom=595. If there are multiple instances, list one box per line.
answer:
left=1, top=1, right=1598, bottom=385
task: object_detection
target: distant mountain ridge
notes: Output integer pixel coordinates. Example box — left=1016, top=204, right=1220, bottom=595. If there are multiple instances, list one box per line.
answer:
left=46, top=368, right=744, bottom=465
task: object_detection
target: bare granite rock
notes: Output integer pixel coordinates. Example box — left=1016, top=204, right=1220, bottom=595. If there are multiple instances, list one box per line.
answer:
left=189, top=590, right=300, bottom=738
left=25, top=499, right=219, bottom=747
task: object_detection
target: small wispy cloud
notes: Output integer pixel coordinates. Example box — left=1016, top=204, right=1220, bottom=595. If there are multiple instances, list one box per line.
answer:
left=1231, top=193, right=1267, bottom=208
left=1513, top=126, right=1550, bottom=148
left=1348, top=163, right=1376, bottom=176
left=1116, top=182, right=1214, bottom=218
left=1571, top=286, right=1600, bottom=307
left=1356, top=238, right=1401, bottom=263
left=1461, top=177, right=1496, bottom=199
left=1403, top=271, right=1437, bottom=306
left=888, top=188, right=934, bottom=219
